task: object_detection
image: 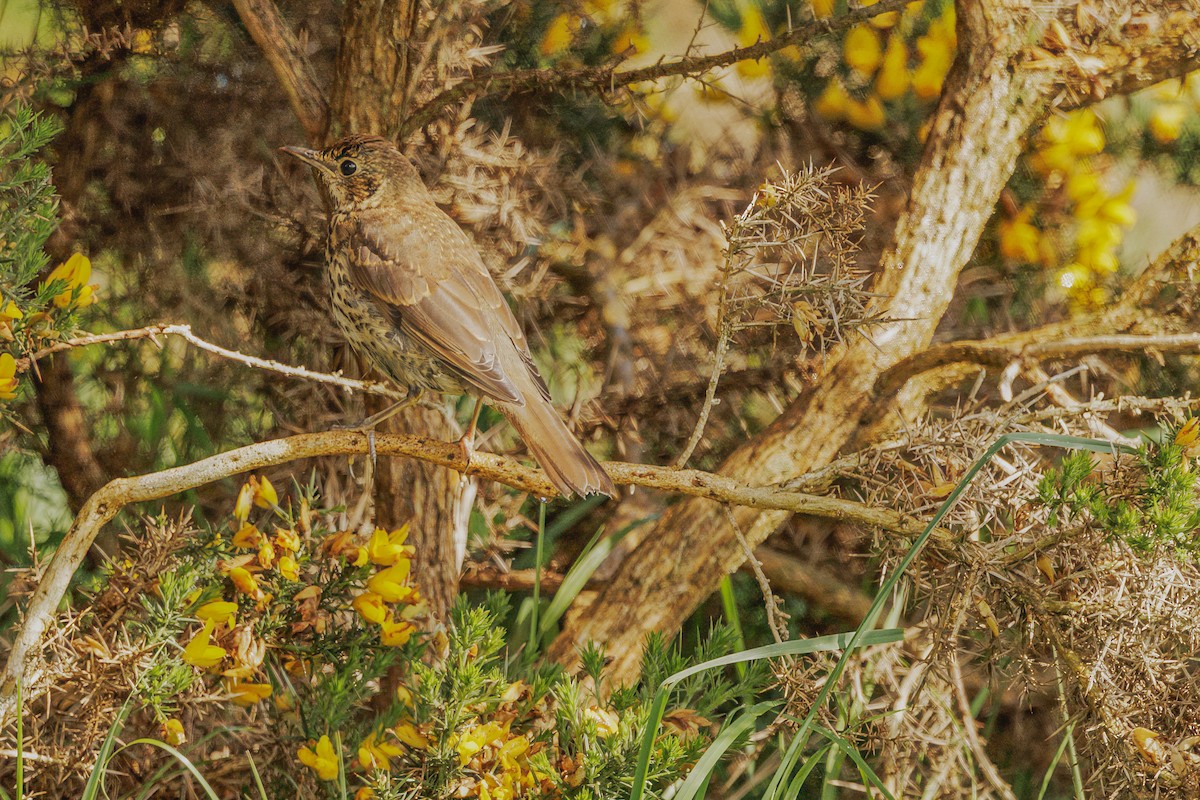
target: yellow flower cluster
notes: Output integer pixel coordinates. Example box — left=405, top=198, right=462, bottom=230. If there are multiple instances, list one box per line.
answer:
left=451, top=717, right=542, bottom=800
left=298, top=715, right=429, bottom=784
left=0, top=252, right=103, bottom=404
left=540, top=0, right=647, bottom=59
left=353, top=525, right=422, bottom=647
left=815, top=1, right=955, bottom=131
left=0, top=352, right=17, bottom=401
left=1028, top=109, right=1136, bottom=306
left=180, top=603, right=275, bottom=707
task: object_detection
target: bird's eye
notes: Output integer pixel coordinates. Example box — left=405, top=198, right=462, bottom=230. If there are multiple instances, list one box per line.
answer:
left=339, top=159, right=357, bottom=177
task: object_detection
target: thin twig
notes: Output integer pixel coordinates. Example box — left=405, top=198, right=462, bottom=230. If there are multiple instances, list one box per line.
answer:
left=676, top=335, right=729, bottom=467
left=723, top=505, right=787, bottom=643
left=17, top=323, right=406, bottom=400
left=875, top=333, right=1200, bottom=400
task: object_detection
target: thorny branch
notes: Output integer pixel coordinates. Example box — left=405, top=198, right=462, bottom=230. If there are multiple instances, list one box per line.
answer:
left=399, top=0, right=909, bottom=136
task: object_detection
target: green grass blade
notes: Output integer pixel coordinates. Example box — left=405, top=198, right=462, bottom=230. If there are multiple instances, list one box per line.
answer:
left=538, top=518, right=642, bottom=645
left=116, top=739, right=220, bottom=800
left=1036, top=725, right=1074, bottom=800
left=783, top=745, right=830, bottom=800
left=811, top=725, right=895, bottom=800
left=663, top=630, right=903, bottom=690
left=529, top=501, right=547, bottom=658
left=628, top=629, right=903, bottom=800
left=674, top=702, right=777, bottom=800
left=248, top=753, right=270, bottom=800
left=718, top=575, right=747, bottom=678
left=80, top=698, right=134, bottom=800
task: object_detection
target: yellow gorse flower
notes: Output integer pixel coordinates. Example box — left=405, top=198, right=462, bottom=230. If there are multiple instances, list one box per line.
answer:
left=366, top=524, right=414, bottom=566
left=353, top=591, right=389, bottom=624
left=875, top=35, right=910, bottom=100
left=251, top=475, right=278, bottom=508
left=228, top=681, right=273, bottom=706
left=612, top=23, right=648, bottom=56
left=540, top=13, right=579, bottom=56
left=814, top=79, right=850, bottom=121
left=298, top=735, right=340, bottom=781
left=810, top=0, right=833, bottom=18
left=585, top=705, right=621, bottom=737
left=233, top=523, right=262, bottom=548
left=998, top=207, right=1041, bottom=264
left=394, top=721, right=430, bottom=749
left=228, top=566, right=261, bottom=598
left=257, top=541, right=276, bottom=569
left=0, top=353, right=18, bottom=401
left=162, top=718, right=186, bottom=746
left=1176, top=418, right=1200, bottom=448
left=233, top=483, right=254, bottom=522
left=1149, top=103, right=1188, bottom=144
left=195, top=600, right=238, bottom=627
left=278, top=555, right=300, bottom=581
left=44, top=253, right=96, bottom=309
left=843, top=24, right=882, bottom=76
left=845, top=94, right=885, bottom=131
left=380, top=617, right=417, bottom=647
left=274, top=527, right=301, bottom=552
left=358, top=729, right=404, bottom=771
left=367, top=560, right=414, bottom=603
left=454, top=721, right=509, bottom=765
left=735, top=5, right=772, bottom=79
left=182, top=618, right=227, bottom=669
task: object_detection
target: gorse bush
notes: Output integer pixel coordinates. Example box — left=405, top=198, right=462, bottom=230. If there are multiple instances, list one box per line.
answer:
left=16, top=476, right=767, bottom=799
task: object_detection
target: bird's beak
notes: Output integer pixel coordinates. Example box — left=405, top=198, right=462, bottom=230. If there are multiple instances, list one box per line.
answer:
left=279, top=145, right=329, bottom=172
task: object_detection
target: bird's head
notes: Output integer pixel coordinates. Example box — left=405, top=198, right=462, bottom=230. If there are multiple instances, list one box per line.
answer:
left=280, top=135, right=424, bottom=211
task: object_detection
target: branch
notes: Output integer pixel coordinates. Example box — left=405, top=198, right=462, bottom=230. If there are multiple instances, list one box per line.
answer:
left=231, top=0, right=329, bottom=141
left=16, top=323, right=405, bottom=400
left=874, top=333, right=1200, bottom=401
left=0, top=428, right=947, bottom=724
left=399, top=0, right=909, bottom=136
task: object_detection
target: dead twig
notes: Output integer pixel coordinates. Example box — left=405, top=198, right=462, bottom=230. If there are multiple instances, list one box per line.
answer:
left=17, top=323, right=405, bottom=400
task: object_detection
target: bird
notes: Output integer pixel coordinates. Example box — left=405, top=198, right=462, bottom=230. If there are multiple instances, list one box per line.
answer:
left=281, top=135, right=615, bottom=499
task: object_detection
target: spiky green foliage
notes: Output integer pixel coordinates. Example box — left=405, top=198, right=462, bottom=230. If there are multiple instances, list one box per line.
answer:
left=0, top=104, right=61, bottom=300
left=1037, top=431, right=1200, bottom=556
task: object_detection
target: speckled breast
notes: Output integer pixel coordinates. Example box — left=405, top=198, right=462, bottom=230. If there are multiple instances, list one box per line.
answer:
left=324, top=247, right=464, bottom=397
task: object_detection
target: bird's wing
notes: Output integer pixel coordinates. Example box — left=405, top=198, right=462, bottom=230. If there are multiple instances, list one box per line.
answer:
left=347, top=211, right=538, bottom=405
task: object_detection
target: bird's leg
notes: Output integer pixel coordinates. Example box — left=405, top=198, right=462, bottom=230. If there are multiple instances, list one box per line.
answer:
left=457, top=397, right=485, bottom=469
left=337, top=390, right=424, bottom=469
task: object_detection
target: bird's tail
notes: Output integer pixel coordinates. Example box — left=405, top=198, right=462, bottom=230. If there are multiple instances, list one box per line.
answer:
left=501, top=400, right=615, bottom=499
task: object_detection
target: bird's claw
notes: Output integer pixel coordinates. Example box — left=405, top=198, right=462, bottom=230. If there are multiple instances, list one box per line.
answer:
left=457, top=431, right=474, bottom=471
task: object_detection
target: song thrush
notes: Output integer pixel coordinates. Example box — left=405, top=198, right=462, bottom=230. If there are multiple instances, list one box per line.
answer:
left=282, top=135, right=615, bottom=498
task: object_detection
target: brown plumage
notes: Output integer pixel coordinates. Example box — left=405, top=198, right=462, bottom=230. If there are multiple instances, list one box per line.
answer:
left=282, top=135, right=615, bottom=498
